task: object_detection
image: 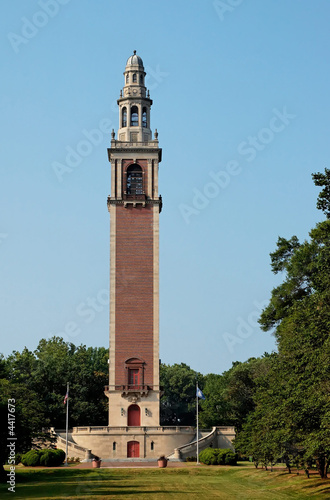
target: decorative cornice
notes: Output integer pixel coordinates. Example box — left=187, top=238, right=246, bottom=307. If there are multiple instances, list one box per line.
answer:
left=107, top=196, right=163, bottom=213
left=108, top=146, right=162, bottom=163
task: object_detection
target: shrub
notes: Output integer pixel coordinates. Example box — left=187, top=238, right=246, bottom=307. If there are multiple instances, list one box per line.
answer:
left=199, top=448, right=238, bottom=466
left=54, top=449, right=65, bottom=464
left=21, top=450, right=41, bottom=467
left=39, top=450, right=53, bottom=466
left=21, top=449, right=65, bottom=467
left=224, top=450, right=238, bottom=466
left=14, top=453, right=22, bottom=465
left=199, top=448, right=217, bottom=465
left=185, top=456, right=197, bottom=462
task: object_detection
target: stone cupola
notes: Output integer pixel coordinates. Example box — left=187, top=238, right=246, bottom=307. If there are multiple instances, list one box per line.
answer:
left=117, top=50, right=152, bottom=142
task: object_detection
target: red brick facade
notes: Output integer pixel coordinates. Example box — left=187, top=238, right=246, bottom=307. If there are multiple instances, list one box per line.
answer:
left=115, top=204, right=154, bottom=386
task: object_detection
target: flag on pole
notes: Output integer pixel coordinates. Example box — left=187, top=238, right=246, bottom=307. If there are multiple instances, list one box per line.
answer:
left=196, top=387, right=205, bottom=400
left=63, top=390, right=68, bottom=405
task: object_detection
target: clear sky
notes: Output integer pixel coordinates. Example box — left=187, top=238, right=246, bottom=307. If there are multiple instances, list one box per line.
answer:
left=1, top=0, right=330, bottom=375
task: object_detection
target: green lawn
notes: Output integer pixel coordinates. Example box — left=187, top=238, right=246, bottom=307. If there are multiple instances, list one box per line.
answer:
left=1, top=464, right=329, bottom=499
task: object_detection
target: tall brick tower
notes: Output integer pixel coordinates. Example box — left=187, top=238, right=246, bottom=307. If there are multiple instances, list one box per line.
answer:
left=56, top=52, right=235, bottom=462
left=105, top=52, right=162, bottom=432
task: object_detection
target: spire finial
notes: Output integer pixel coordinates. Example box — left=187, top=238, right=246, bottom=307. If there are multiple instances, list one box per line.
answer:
left=133, top=50, right=136, bottom=55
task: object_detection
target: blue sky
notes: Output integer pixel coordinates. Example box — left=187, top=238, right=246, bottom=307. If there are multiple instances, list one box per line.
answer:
left=1, top=0, right=330, bottom=374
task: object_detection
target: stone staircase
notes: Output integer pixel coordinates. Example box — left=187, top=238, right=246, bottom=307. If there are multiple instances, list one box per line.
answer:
left=167, top=427, right=218, bottom=461
left=54, top=429, right=92, bottom=461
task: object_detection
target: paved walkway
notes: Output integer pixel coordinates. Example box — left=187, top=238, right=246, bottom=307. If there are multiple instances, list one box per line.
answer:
left=74, top=461, right=187, bottom=469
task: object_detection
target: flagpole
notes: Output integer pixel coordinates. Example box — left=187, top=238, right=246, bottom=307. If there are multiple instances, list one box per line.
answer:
left=65, top=382, right=69, bottom=466
left=196, top=381, right=199, bottom=464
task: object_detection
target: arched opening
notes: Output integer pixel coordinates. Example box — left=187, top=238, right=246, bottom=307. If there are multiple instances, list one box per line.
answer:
left=127, top=440, right=140, bottom=458
left=130, top=106, right=138, bottom=126
left=126, top=164, right=143, bottom=196
left=142, top=107, right=147, bottom=128
left=127, top=405, right=140, bottom=426
left=140, top=74, right=144, bottom=84
left=122, top=107, right=127, bottom=128
left=113, top=442, right=116, bottom=451
left=151, top=441, right=154, bottom=451
left=126, top=73, right=129, bottom=83
left=133, top=73, right=137, bottom=83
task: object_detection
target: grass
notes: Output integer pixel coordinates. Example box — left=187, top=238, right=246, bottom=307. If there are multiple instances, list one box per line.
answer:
left=1, top=463, right=330, bottom=499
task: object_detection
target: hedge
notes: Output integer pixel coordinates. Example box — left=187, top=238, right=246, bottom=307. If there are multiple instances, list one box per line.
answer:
left=21, top=449, right=65, bottom=467
left=199, top=448, right=238, bottom=466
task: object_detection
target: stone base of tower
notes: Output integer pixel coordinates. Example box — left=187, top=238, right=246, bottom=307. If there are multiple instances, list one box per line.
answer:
left=55, top=425, right=235, bottom=461
left=105, top=389, right=160, bottom=427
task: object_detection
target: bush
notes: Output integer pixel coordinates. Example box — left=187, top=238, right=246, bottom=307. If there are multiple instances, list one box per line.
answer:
left=54, top=449, right=65, bottom=464
left=224, top=450, right=238, bottom=465
left=199, top=448, right=217, bottom=465
left=39, top=450, right=53, bottom=466
left=199, top=448, right=238, bottom=466
left=21, top=449, right=65, bottom=467
left=21, top=450, right=41, bottom=467
left=14, top=453, right=22, bottom=465
left=185, top=456, right=197, bottom=462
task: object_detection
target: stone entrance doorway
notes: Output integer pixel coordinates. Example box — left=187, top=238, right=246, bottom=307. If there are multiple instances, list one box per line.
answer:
left=127, top=404, right=140, bottom=426
left=127, top=440, right=140, bottom=458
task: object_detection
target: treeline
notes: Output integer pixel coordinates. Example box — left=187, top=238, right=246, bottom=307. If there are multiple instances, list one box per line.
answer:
left=0, top=339, right=110, bottom=480
left=0, top=334, right=267, bottom=482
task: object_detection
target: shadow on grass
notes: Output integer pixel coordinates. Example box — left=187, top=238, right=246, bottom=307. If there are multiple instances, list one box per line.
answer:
left=1, top=468, right=128, bottom=490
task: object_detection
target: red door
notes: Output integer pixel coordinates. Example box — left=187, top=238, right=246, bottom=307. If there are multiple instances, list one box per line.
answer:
left=127, top=441, right=140, bottom=458
left=127, top=404, right=140, bottom=426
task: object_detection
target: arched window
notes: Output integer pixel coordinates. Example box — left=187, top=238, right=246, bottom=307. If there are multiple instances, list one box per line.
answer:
left=122, top=107, right=127, bottom=128
left=133, top=73, right=137, bottom=83
left=142, top=107, right=147, bottom=128
left=113, top=442, right=116, bottom=451
left=130, top=106, right=138, bottom=126
left=126, top=164, right=143, bottom=196
left=126, top=74, right=129, bottom=83
left=140, top=74, right=144, bottom=85
left=151, top=441, right=154, bottom=451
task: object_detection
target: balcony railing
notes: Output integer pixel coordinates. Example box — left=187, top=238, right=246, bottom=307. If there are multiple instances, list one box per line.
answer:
left=105, top=385, right=150, bottom=396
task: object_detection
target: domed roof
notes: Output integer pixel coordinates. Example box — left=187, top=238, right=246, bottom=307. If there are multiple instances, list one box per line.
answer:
left=126, top=50, right=144, bottom=68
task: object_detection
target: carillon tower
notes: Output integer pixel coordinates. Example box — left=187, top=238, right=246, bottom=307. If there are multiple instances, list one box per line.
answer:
left=55, top=52, right=235, bottom=461
left=105, top=52, right=162, bottom=434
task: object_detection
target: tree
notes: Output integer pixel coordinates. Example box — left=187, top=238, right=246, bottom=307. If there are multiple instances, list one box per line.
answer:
left=312, top=167, right=330, bottom=218
left=160, top=363, right=203, bottom=426
left=0, top=379, right=48, bottom=482
left=198, top=373, right=230, bottom=428
left=4, top=337, right=109, bottom=429
left=253, top=169, right=330, bottom=478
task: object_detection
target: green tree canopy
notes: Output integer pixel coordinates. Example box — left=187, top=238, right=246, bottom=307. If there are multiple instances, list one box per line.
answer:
left=237, top=169, right=330, bottom=478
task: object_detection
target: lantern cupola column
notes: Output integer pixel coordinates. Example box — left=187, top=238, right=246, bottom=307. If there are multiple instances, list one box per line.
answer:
left=117, top=50, right=153, bottom=143
left=105, top=51, right=162, bottom=428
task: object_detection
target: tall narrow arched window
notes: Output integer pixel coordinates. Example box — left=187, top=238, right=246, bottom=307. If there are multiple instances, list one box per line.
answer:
left=140, top=74, right=144, bottom=84
left=133, top=73, right=137, bottom=83
left=126, top=164, right=143, bottom=196
left=130, top=106, right=138, bottom=126
left=126, top=74, right=129, bottom=83
left=142, top=107, right=147, bottom=128
left=122, top=107, right=127, bottom=127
